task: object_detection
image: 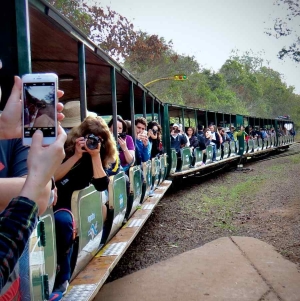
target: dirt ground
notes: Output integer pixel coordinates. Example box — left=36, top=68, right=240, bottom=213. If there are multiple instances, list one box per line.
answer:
left=108, top=144, right=300, bottom=282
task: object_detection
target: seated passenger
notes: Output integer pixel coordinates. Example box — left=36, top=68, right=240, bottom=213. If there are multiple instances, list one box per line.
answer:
left=208, top=124, right=220, bottom=162
left=197, top=124, right=205, bottom=138
left=0, top=78, right=66, bottom=293
left=201, top=128, right=213, bottom=163
left=53, top=116, right=119, bottom=295
left=179, top=124, right=190, bottom=147
left=148, top=121, right=163, bottom=159
left=135, top=117, right=152, bottom=164
left=108, top=116, right=135, bottom=172
left=170, top=123, right=187, bottom=154
left=186, top=127, right=198, bottom=167
left=228, top=126, right=235, bottom=141
left=234, top=125, right=248, bottom=141
left=219, top=128, right=231, bottom=144
left=260, top=128, right=268, bottom=140
left=290, top=127, right=296, bottom=136
left=186, top=127, right=198, bottom=151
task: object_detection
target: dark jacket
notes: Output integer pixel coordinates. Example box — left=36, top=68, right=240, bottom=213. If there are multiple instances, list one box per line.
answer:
left=188, top=135, right=198, bottom=148
left=211, top=131, right=221, bottom=149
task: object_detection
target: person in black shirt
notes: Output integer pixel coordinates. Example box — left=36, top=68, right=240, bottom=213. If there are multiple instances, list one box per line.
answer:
left=53, top=116, right=119, bottom=295
left=148, top=121, right=163, bottom=158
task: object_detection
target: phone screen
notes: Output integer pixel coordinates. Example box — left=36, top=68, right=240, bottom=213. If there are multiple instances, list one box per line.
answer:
left=23, top=82, right=56, bottom=139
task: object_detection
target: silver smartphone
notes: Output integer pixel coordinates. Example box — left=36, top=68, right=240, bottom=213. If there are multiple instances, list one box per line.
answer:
left=22, top=73, right=58, bottom=145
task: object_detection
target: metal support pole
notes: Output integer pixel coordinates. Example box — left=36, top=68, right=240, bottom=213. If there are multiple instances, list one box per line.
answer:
left=151, top=98, right=154, bottom=121
left=142, top=91, right=147, bottom=118
left=129, top=81, right=135, bottom=141
left=16, top=0, right=31, bottom=75
left=78, top=42, right=87, bottom=121
left=111, top=67, right=118, bottom=140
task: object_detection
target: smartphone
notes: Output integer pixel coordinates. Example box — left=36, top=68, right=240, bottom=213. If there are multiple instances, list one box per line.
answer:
left=22, top=73, right=58, bottom=145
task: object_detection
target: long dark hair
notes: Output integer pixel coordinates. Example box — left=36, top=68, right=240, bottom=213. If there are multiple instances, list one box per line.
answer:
left=148, top=121, right=162, bottom=141
left=107, top=115, right=127, bottom=133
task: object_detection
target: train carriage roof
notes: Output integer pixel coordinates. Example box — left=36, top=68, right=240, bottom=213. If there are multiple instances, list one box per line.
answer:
left=28, top=0, right=162, bottom=115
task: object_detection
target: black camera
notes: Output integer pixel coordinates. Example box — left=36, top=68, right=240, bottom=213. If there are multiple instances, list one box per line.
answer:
left=152, top=129, right=157, bottom=135
left=85, top=134, right=102, bottom=150
left=118, top=132, right=127, bottom=139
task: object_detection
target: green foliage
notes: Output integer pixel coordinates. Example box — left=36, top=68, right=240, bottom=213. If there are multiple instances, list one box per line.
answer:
left=47, top=0, right=137, bottom=60
left=47, top=0, right=299, bottom=128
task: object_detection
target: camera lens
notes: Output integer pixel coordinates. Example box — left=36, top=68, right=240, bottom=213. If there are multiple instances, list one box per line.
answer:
left=152, top=129, right=157, bottom=134
left=86, top=134, right=100, bottom=150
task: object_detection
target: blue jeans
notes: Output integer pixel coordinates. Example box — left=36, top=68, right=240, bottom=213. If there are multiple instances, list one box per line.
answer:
left=212, top=144, right=216, bottom=161
left=54, top=210, right=74, bottom=285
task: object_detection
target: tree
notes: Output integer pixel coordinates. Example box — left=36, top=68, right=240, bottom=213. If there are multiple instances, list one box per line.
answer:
left=123, top=32, right=173, bottom=73
left=47, top=0, right=137, bottom=61
left=266, top=0, right=300, bottom=62
left=47, top=0, right=92, bottom=35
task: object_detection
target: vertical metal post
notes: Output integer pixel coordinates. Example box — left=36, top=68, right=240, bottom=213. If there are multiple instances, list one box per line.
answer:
left=151, top=98, right=154, bottom=121
left=181, top=108, right=185, bottom=130
left=158, top=103, right=161, bottom=125
left=129, top=81, right=135, bottom=140
left=205, top=111, right=208, bottom=128
left=194, top=110, right=198, bottom=131
left=163, top=104, right=171, bottom=175
left=230, top=114, right=232, bottom=127
left=214, top=112, right=217, bottom=126
left=188, top=118, right=190, bottom=127
left=142, top=91, right=146, bottom=118
left=0, top=0, right=31, bottom=108
left=111, top=67, right=118, bottom=140
left=222, top=113, right=225, bottom=127
left=78, top=42, right=87, bottom=121
left=16, top=0, right=31, bottom=75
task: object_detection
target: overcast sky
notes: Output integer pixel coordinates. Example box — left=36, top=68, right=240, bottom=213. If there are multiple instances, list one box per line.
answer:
left=91, top=0, right=300, bottom=94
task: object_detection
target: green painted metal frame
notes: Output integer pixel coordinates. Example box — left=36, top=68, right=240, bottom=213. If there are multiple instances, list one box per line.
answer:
left=78, top=42, right=87, bottom=121
left=16, top=0, right=31, bottom=75
left=142, top=91, right=146, bottom=118
left=129, top=82, right=136, bottom=140
left=110, top=67, right=118, bottom=140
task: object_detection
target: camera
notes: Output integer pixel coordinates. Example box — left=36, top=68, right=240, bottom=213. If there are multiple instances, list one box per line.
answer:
left=85, top=134, right=102, bottom=150
left=118, top=132, right=127, bottom=139
left=152, top=129, right=157, bottom=135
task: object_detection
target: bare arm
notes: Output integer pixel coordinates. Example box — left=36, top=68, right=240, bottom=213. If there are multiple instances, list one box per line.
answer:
left=54, top=137, right=85, bottom=181
left=123, top=148, right=135, bottom=164
left=87, top=141, right=107, bottom=179
left=0, top=177, right=51, bottom=212
left=54, top=154, right=81, bottom=181
left=118, top=137, right=135, bottom=164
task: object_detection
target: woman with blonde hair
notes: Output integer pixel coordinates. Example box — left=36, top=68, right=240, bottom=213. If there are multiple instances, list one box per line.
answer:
left=52, top=115, right=120, bottom=295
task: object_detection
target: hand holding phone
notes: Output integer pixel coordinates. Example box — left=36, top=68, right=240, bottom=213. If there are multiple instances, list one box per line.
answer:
left=22, top=73, right=58, bottom=146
